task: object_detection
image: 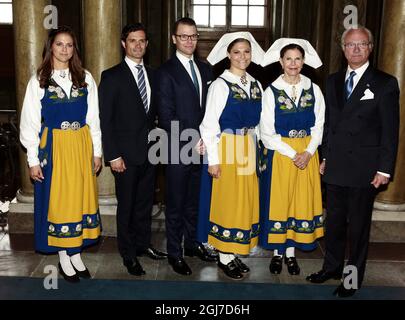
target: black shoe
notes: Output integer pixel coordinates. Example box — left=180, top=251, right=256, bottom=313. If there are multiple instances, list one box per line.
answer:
left=234, top=257, right=250, bottom=273
left=306, top=269, right=342, bottom=283
left=137, top=247, right=168, bottom=260
left=123, top=258, right=146, bottom=276
left=333, top=283, right=357, bottom=298
left=218, top=260, right=244, bottom=280
left=284, top=256, right=300, bottom=275
left=168, top=257, right=192, bottom=275
left=184, top=244, right=217, bottom=262
left=72, top=265, right=91, bottom=279
left=269, top=256, right=283, bottom=274
left=58, top=263, right=80, bottom=283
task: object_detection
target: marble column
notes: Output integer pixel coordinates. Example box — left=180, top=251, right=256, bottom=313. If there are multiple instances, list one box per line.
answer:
left=82, top=0, right=122, bottom=206
left=375, top=0, right=405, bottom=210
left=13, top=0, right=50, bottom=202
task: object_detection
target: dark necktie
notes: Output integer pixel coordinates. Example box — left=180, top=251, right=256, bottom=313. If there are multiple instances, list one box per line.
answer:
left=136, top=65, right=148, bottom=113
left=345, top=70, right=356, bottom=100
left=189, top=60, right=200, bottom=99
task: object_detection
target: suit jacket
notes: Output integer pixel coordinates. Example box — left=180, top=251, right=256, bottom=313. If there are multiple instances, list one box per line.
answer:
left=322, top=66, right=400, bottom=187
left=156, top=55, right=213, bottom=136
left=99, top=61, right=157, bottom=166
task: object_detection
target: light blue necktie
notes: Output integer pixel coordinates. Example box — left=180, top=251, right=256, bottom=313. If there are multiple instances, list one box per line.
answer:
left=189, top=60, right=200, bottom=99
left=345, top=70, right=356, bottom=100
left=136, top=65, right=148, bottom=113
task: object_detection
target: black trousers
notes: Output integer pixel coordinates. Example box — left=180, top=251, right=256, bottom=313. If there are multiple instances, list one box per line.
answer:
left=113, top=161, right=155, bottom=260
left=323, top=183, right=377, bottom=287
left=165, top=163, right=201, bottom=258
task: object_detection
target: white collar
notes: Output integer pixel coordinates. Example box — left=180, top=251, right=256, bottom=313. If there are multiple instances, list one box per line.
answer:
left=221, top=69, right=254, bottom=83
left=272, top=74, right=311, bottom=90
left=125, top=56, right=144, bottom=69
left=176, top=51, right=195, bottom=64
left=346, top=61, right=369, bottom=79
left=52, top=68, right=70, bottom=81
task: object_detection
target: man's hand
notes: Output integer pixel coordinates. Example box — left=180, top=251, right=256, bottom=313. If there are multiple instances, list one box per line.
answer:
left=293, top=151, right=312, bottom=170
left=110, top=157, right=126, bottom=173
left=194, top=139, right=206, bottom=155
left=29, top=165, right=44, bottom=182
left=319, top=160, right=326, bottom=175
left=208, top=164, right=221, bottom=179
left=371, top=173, right=389, bottom=188
left=94, top=157, right=102, bottom=174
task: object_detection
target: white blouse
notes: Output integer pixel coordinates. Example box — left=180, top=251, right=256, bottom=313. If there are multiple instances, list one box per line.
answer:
left=259, top=74, right=325, bottom=159
left=200, top=70, right=264, bottom=166
left=20, top=69, right=102, bottom=167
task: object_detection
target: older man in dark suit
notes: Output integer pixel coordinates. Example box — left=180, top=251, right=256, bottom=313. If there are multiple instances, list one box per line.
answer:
left=157, top=17, right=217, bottom=276
left=99, top=23, right=167, bottom=277
left=306, top=26, right=400, bottom=297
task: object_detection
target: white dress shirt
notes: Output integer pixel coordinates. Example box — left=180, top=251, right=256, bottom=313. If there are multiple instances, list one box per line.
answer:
left=260, top=74, right=326, bottom=159
left=345, top=60, right=369, bottom=91
left=124, top=56, right=151, bottom=110
left=20, top=70, right=102, bottom=167
left=200, top=70, right=263, bottom=166
left=176, top=51, right=203, bottom=106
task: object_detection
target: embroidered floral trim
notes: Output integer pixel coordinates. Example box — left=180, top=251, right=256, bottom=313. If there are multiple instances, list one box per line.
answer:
left=48, top=212, right=101, bottom=238
left=267, top=215, right=323, bottom=234
left=47, top=80, right=85, bottom=101
left=209, top=222, right=260, bottom=244
left=277, top=88, right=314, bottom=111
left=229, top=82, right=262, bottom=101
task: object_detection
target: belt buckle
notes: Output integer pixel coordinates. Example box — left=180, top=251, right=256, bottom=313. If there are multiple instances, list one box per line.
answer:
left=71, top=121, right=80, bottom=130
left=298, top=129, right=307, bottom=138
left=288, top=129, right=298, bottom=138
left=240, top=127, right=248, bottom=135
left=61, top=121, right=70, bottom=130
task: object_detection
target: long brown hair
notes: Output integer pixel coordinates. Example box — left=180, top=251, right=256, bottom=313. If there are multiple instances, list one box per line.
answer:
left=37, top=26, right=87, bottom=89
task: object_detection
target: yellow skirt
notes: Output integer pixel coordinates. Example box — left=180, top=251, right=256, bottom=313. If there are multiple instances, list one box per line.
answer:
left=208, top=133, right=259, bottom=255
left=265, top=136, right=324, bottom=248
left=41, top=125, right=101, bottom=248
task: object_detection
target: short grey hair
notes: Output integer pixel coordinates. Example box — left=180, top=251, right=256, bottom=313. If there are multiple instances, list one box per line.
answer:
left=341, top=26, right=374, bottom=50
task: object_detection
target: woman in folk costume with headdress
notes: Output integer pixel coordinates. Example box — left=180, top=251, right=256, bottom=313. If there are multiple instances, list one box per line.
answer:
left=197, top=32, right=265, bottom=280
left=20, top=26, right=102, bottom=283
left=259, top=39, right=325, bottom=275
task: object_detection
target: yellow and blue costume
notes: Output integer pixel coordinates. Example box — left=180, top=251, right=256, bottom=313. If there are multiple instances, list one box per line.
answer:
left=34, top=78, right=101, bottom=254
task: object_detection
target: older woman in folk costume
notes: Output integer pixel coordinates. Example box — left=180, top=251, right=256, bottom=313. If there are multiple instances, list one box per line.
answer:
left=197, top=32, right=265, bottom=280
left=20, top=26, right=102, bottom=283
left=259, top=39, right=325, bottom=275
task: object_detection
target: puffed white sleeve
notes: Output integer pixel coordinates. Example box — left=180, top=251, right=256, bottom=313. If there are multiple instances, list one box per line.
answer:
left=305, top=83, right=325, bottom=155
left=19, top=76, right=43, bottom=168
left=259, top=86, right=297, bottom=159
left=199, top=79, right=228, bottom=166
left=85, top=71, right=102, bottom=157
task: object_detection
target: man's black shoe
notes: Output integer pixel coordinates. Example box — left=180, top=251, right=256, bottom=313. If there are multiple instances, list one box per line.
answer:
left=123, top=258, right=146, bottom=276
left=333, top=283, right=357, bottom=298
left=168, top=257, right=192, bottom=275
left=218, top=260, right=243, bottom=280
left=306, top=269, right=341, bottom=283
left=184, top=244, right=217, bottom=262
left=269, top=256, right=283, bottom=274
left=58, top=263, right=80, bottom=283
left=137, top=247, right=168, bottom=260
left=234, top=257, right=250, bottom=273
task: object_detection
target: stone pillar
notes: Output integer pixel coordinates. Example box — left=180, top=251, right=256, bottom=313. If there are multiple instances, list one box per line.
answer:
left=375, top=0, right=405, bottom=209
left=13, top=0, right=50, bottom=202
left=82, top=0, right=122, bottom=208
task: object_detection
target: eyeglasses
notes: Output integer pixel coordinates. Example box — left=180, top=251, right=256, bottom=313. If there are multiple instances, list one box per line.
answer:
left=175, top=34, right=199, bottom=41
left=344, top=42, right=371, bottom=49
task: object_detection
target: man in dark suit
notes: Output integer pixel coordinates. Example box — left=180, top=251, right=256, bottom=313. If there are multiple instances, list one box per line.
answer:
left=99, top=23, right=167, bottom=276
left=157, top=17, right=217, bottom=276
left=306, top=26, right=400, bottom=297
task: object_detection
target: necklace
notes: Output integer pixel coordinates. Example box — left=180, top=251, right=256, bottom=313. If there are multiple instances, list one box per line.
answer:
left=282, top=75, right=300, bottom=102
left=240, top=74, right=248, bottom=86
left=59, top=70, right=67, bottom=78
